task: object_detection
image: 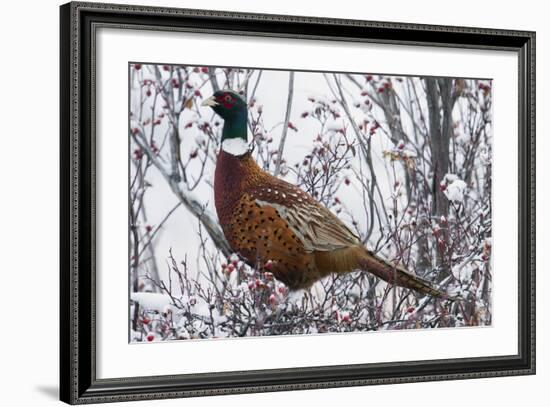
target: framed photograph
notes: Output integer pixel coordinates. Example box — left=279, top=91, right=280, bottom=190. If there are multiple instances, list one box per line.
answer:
left=60, top=1, right=535, bottom=404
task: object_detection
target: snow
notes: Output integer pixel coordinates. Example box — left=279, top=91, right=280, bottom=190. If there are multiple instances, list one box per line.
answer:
left=455, top=129, right=471, bottom=145
left=130, top=292, right=174, bottom=313
left=457, top=262, right=475, bottom=283
left=443, top=174, right=468, bottom=203
left=326, top=119, right=345, bottom=133
left=444, top=173, right=459, bottom=183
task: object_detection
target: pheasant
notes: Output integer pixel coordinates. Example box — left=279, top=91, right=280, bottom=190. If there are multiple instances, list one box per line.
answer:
left=202, top=90, right=447, bottom=298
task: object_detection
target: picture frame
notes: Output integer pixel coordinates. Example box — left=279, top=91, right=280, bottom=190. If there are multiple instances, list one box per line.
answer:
left=60, top=1, right=536, bottom=404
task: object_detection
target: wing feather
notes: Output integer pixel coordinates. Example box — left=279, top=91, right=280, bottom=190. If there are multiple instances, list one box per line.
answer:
left=250, top=180, right=360, bottom=252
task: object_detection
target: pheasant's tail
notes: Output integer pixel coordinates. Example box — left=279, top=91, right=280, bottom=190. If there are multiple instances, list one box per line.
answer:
left=356, top=248, right=450, bottom=299
left=393, top=267, right=448, bottom=298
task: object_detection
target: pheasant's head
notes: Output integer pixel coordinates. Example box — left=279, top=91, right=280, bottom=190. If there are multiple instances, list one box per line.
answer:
left=202, top=90, right=247, bottom=121
left=202, top=90, right=249, bottom=155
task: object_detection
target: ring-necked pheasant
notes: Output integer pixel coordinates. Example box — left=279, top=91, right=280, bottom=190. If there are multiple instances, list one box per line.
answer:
left=202, top=90, right=447, bottom=298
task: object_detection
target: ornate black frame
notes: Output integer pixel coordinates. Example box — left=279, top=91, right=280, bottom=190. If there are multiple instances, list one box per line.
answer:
left=60, top=1, right=536, bottom=404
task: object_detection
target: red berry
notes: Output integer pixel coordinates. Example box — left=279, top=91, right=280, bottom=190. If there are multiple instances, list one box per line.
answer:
left=146, top=334, right=154, bottom=342
left=407, top=306, right=415, bottom=313
left=200, top=67, right=209, bottom=73
left=366, top=74, right=373, bottom=81
left=142, top=317, right=151, bottom=324
left=145, top=225, right=153, bottom=233
left=301, top=112, right=309, bottom=118
left=194, top=89, right=202, bottom=97
left=146, top=89, right=152, bottom=97
left=344, top=178, right=351, bottom=186
left=134, top=63, right=142, bottom=70
left=163, top=65, right=170, bottom=71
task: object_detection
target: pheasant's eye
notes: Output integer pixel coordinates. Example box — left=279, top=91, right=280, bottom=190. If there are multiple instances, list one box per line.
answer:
left=224, top=94, right=232, bottom=102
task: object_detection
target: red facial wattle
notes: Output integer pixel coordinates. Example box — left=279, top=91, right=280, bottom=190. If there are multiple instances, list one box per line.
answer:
left=217, top=93, right=236, bottom=109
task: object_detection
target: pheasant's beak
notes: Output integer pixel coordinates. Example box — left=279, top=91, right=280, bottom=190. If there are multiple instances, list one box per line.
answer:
left=201, top=96, right=219, bottom=107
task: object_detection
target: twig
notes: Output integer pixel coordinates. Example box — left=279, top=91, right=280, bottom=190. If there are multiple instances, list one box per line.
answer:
left=274, top=72, right=294, bottom=176
left=138, top=201, right=183, bottom=258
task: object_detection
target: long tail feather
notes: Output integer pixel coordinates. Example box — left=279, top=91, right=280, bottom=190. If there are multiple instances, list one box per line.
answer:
left=356, top=248, right=448, bottom=298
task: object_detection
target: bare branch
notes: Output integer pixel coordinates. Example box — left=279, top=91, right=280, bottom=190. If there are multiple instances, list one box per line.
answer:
left=274, top=72, right=294, bottom=176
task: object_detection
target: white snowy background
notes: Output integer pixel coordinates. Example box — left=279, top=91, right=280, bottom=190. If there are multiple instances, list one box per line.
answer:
left=129, top=64, right=493, bottom=342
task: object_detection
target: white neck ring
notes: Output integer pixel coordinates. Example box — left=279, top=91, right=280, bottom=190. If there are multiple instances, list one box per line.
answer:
left=221, top=138, right=248, bottom=156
